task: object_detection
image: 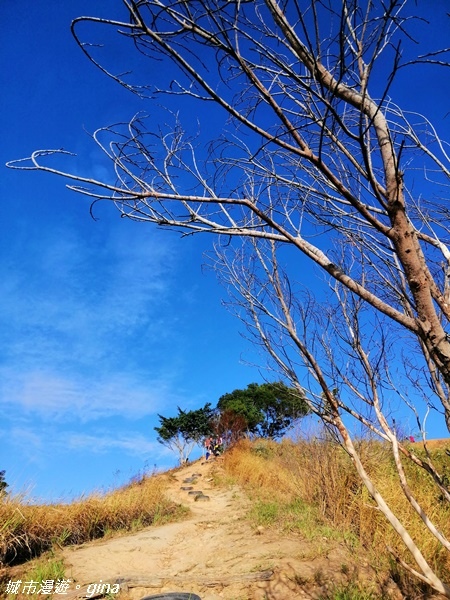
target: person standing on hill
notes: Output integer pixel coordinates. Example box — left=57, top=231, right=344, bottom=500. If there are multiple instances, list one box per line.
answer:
left=213, top=436, right=223, bottom=456
left=204, top=436, right=212, bottom=461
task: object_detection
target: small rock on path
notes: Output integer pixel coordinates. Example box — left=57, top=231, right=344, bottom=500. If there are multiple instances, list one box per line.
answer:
left=62, top=459, right=366, bottom=600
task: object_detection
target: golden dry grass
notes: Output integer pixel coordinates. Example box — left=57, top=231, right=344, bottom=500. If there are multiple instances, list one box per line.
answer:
left=222, top=436, right=450, bottom=588
left=0, top=471, right=187, bottom=566
left=1, top=437, right=449, bottom=598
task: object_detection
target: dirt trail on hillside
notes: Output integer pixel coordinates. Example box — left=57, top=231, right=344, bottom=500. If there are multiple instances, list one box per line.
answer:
left=62, top=459, right=373, bottom=600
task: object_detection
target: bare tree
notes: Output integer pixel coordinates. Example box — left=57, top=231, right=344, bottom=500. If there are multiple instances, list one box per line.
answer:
left=7, top=0, right=450, bottom=593
left=214, top=236, right=450, bottom=593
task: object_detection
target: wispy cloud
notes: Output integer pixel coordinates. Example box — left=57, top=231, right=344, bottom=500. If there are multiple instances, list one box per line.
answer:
left=1, top=219, right=181, bottom=369
left=1, top=424, right=176, bottom=501
left=5, top=426, right=44, bottom=458
left=65, top=432, right=170, bottom=457
left=0, top=367, right=180, bottom=421
left=0, top=213, right=193, bottom=431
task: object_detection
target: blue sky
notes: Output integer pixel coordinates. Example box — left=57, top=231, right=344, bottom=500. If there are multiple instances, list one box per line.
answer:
left=1, top=1, right=450, bottom=502
left=0, top=0, right=266, bottom=501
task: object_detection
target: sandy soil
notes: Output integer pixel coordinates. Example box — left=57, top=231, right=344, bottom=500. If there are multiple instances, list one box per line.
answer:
left=62, top=458, right=376, bottom=600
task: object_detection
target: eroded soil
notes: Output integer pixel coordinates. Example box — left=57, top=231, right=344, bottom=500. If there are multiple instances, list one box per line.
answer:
left=62, top=458, right=379, bottom=600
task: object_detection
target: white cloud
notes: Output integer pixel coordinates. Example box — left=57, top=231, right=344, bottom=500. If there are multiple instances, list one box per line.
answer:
left=8, top=426, right=44, bottom=455
left=0, top=215, right=194, bottom=426
left=65, top=432, right=170, bottom=457
left=0, top=220, right=182, bottom=366
left=0, top=367, right=180, bottom=421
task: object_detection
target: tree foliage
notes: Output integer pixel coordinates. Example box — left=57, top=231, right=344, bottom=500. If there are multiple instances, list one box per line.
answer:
left=217, top=382, right=309, bottom=439
left=0, top=470, right=8, bottom=497
left=8, top=0, right=450, bottom=594
left=154, top=403, right=213, bottom=464
left=210, top=407, right=248, bottom=448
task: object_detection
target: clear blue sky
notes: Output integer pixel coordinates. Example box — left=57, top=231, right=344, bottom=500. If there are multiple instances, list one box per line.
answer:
left=0, top=0, right=267, bottom=502
left=1, top=1, right=449, bottom=502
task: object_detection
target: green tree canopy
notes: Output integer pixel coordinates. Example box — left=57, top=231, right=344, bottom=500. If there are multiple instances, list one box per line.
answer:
left=217, top=382, right=309, bottom=439
left=154, top=403, right=214, bottom=464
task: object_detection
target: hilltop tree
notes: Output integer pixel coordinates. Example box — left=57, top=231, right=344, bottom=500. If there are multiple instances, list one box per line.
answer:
left=8, top=1, right=450, bottom=594
left=0, top=471, right=8, bottom=497
left=210, top=407, right=249, bottom=448
left=217, top=382, right=309, bottom=439
left=155, top=404, right=214, bottom=464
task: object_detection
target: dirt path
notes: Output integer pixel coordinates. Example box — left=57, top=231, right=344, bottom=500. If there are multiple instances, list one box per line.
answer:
left=62, top=459, right=364, bottom=600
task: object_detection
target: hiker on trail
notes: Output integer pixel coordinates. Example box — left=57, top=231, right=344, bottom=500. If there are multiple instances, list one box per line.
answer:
left=204, top=437, right=212, bottom=461
left=213, top=436, right=223, bottom=456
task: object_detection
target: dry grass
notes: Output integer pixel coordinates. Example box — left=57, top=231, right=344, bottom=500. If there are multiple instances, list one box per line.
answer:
left=222, top=436, right=450, bottom=594
left=2, top=437, right=449, bottom=598
left=0, top=471, right=187, bottom=566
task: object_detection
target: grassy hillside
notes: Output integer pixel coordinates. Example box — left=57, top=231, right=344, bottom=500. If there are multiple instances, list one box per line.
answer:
left=221, top=437, right=450, bottom=597
left=0, top=471, right=187, bottom=567
left=1, top=437, right=449, bottom=599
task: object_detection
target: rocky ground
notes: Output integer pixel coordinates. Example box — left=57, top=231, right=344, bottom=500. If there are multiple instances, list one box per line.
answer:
left=61, top=457, right=384, bottom=600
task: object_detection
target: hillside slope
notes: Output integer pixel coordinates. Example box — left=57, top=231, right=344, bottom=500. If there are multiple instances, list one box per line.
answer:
left=61, top=458, right=376, bottom=600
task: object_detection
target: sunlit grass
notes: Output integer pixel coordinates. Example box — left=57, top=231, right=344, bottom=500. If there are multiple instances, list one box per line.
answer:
left=318, top=580, right=381, bottom=600
left=2, top=435, right=449, bottom=599
left=0, top=472, right=188, bottom=566
left=222, top=436, right=450, bottom=592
